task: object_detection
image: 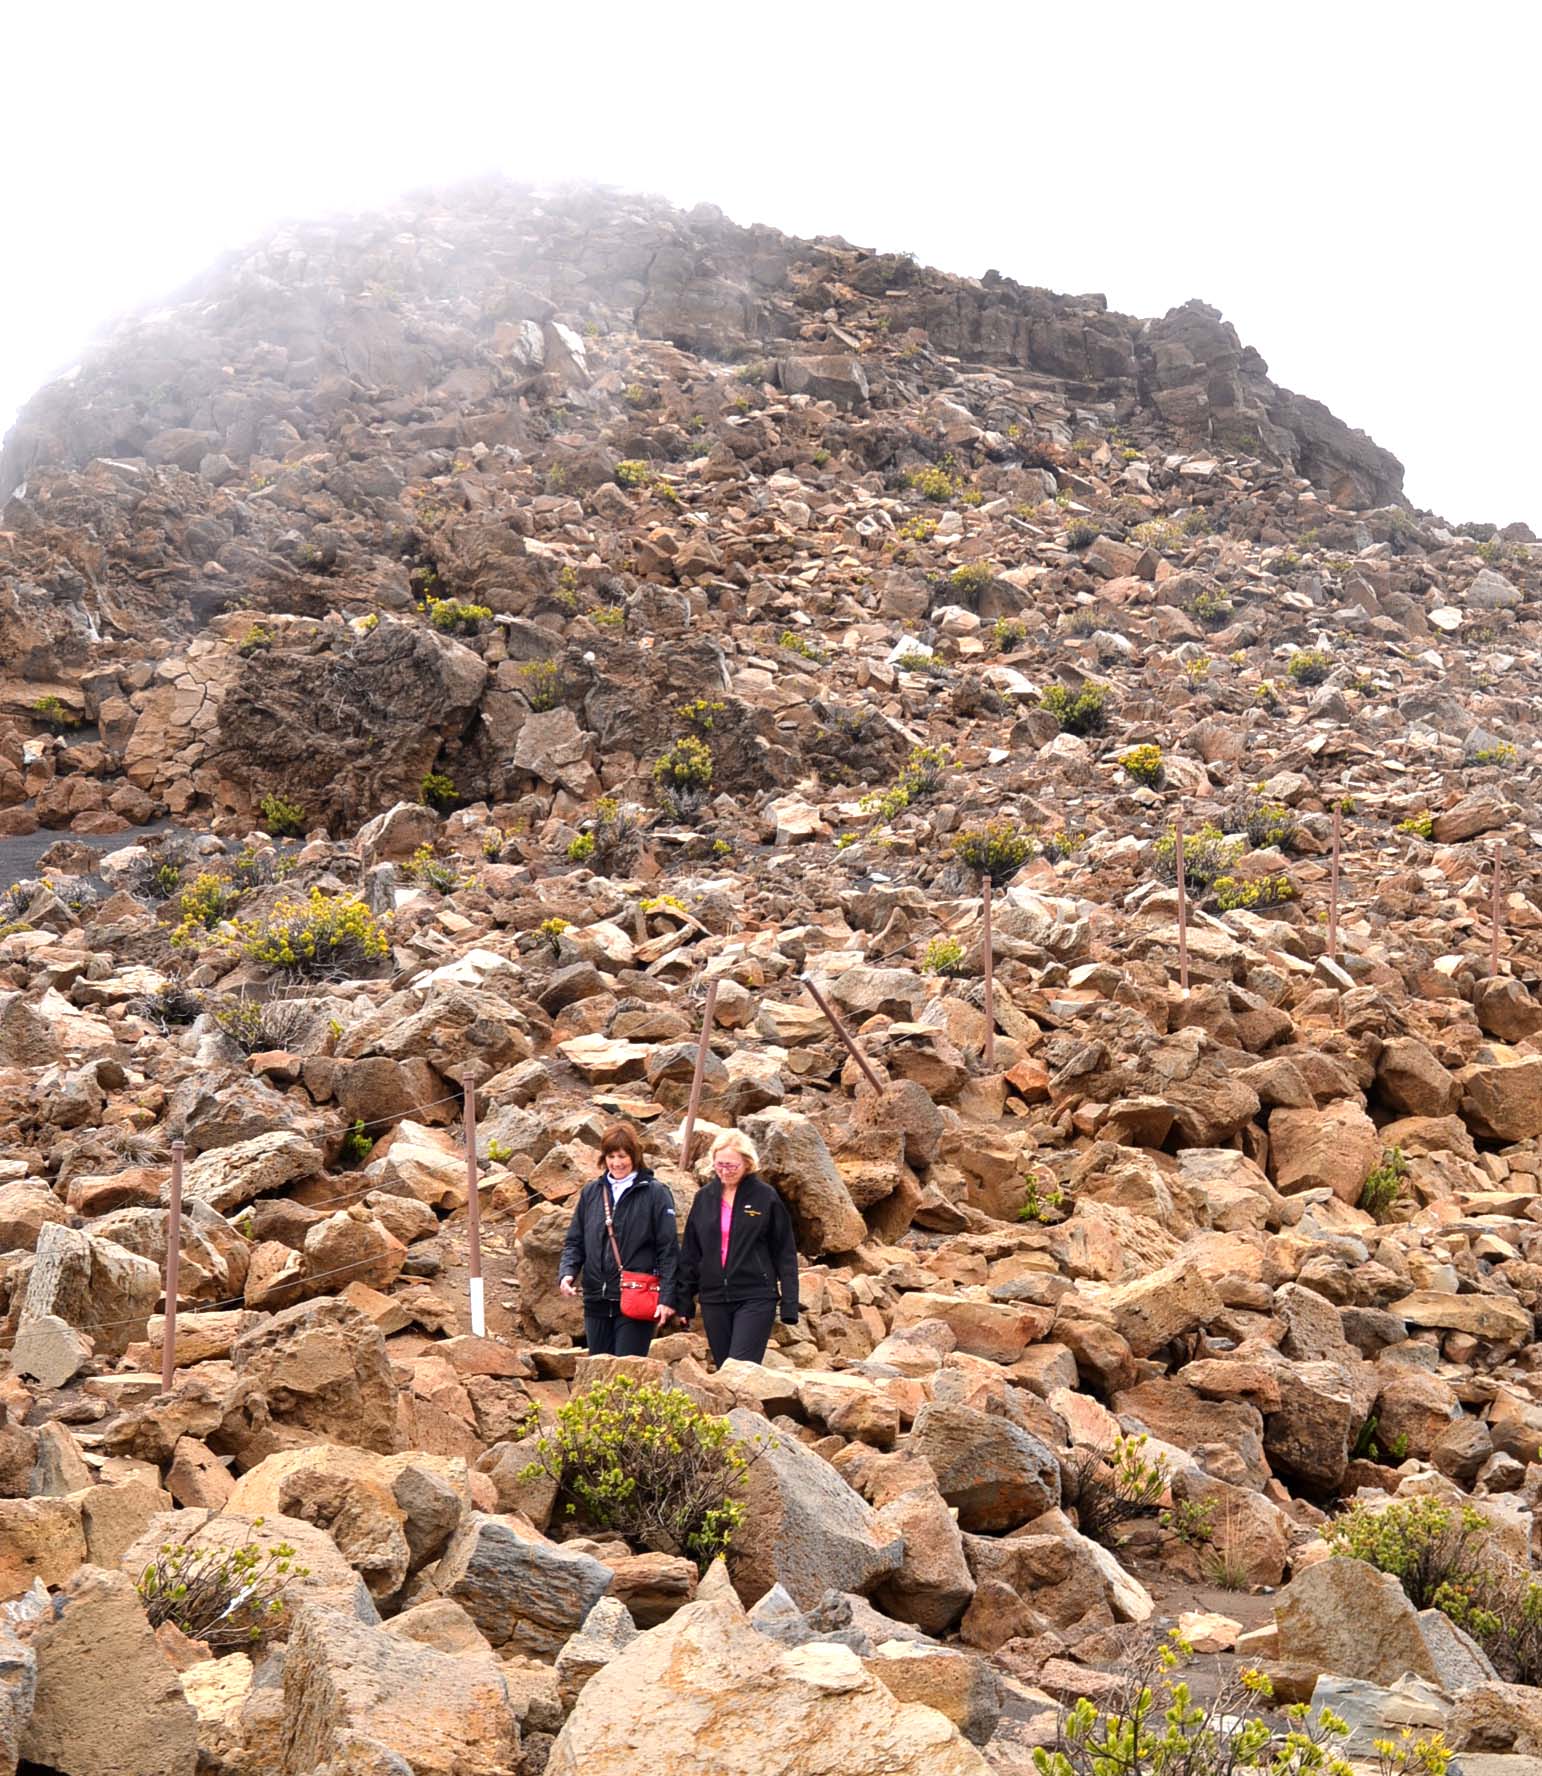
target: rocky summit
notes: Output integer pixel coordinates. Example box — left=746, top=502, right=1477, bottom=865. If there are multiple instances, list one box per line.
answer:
left=2, top=178, right=1542, bottom=1776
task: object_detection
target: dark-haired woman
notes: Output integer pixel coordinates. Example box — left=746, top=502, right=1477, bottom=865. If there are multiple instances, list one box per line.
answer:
left=558, top=1123, right=680, bottom=1356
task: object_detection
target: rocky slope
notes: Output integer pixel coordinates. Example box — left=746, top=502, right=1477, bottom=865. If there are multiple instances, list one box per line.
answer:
left=2, top=180, right=1542, bottom=1775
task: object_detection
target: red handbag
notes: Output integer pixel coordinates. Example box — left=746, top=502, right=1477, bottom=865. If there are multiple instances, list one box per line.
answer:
left=602, top=1184, right=662, bottom=1322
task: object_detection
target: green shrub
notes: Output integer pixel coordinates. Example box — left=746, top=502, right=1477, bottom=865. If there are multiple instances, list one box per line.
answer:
left=30, top=694, right=79, bottom=733
left=420, top=771, right=457, bottom=811
left=614, top=459, right=651, bottom=489
left=169, top=872, right=243, bottom=947
left=992, top=617, right=1026, bottom=651
left=481, top=827, right=504, bottom=861
left=1120, top=744, right=1164, bottom=788
left=1471, top=742, right=1517, bottom=766
left=1359, top=1147, right=1409, bottom=1220
left=591, top=604, right=625, bottom=628
left=1184, top=654, right=1212, bottom=683
left=949, top=562, right=995, bottom=596
left=1325, top=1497, right=1489, bottom=1613
left=485, top=1137, right=514, bottom=1165
left=652, top=736, right=714, bottom=813
left=1130, top=519, right=1182, bottom=553
left=259, top=794, right=307, bottom=838
left=1065, top=517, right=1099, bottom=550
left=405, top=843, right=463, bottom=893
left=1180, top=507, right=1214, bottom=535
left=623, top=382, right=652, bottom=409
left=899, top=515, right=938, bottom=542
left=538, top=916, right=570, bottom=954
left=238, top=624, right=274, bottom=657
left=779, top=629, right=826, bottom=663
left=1287, top=649, right=1331, bottom=686
left=339, top=1119, right=374, bottom=1167
left=1033, top=1634, right=1451, bottom=1776
left=214, top=997, right=315, bottom=1057
left=677, top=698, right=726, bottom=731
left=1243, top=799, right=1297, bottom=851
left=1213, top=873, right=1296, bottom=911
left=906, top=464, right=955, bottom=502
left=1154, top=823, right=1243, bottom=891
left=1041, top=681, right=1109, bottom=735
left=1042, top=829, right=1086, bottom=863
left=1015, top=1176, right=1067, bottom=1225
left=1189, top=588, right=1233, bottom=629
left=137, top=1522, right=311, bottom=1652
left=1065, top=1433, right=1169, bottom=1548
left=233, top=889, right=390, bottom=979
left=1161, top=1497, right=1216, bottom=1548
left=567, top=831, right=596, bottom=863
left=921, top=936, right=967, bottom=977
left=520, top=1374, right=752, bottom=1568
left=519, top=660, right=562, bottom=712
left=428, top=599, right=493, bottom=634
left=1398, top=810, right=1435, bottom=840
left=953, top=821, right=1034, bottom=885
left=1351, top=1413, right=1409, bottom=1465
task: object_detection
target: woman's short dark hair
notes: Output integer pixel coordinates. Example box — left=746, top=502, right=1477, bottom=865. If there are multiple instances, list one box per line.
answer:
left=598, top=1123, right=644, bottom=1171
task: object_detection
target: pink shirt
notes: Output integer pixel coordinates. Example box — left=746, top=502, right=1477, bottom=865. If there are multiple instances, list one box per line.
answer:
left=720, top=1192, right=734, bottom=1265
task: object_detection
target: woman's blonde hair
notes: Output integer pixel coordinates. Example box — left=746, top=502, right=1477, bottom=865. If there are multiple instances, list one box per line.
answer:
left=707, top=1128, right=760, bottom=1172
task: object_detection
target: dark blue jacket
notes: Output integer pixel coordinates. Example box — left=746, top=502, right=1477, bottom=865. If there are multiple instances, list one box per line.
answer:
left=558, top=1168, right=681, bottom=1310
left=678, top=1173, right=800, bottom=1324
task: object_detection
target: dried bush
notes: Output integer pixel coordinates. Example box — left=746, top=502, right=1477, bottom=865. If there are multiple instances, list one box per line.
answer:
left=215, top=995, right=320, bottom=1056
left=230, top=890, right=390, bottom=981
left=136, top=1519, right=311, bottom=1652
left=1065, top=1434, right=1169, bottom=1547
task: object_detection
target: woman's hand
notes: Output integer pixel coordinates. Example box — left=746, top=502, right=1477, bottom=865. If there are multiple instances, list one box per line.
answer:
left=654, top=1301, right=675, bottom=1325
left=558, top=1276, right=578, bottom=1298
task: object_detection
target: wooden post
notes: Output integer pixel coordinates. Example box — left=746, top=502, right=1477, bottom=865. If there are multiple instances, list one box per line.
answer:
left=981, top=873, right=996, bottom=1071
left=801, top=974, right=884, bottom=1094
left=462, top=1075, right=485, bottom=1337
left=1174, top=815, right=1190, bottom=994
left=161, top=1140, right=185, bottom=1394
left=1328, top=803, right=1342, bottom=963
left=1491, top=842, right=1503, bottom=976
left=678, top=978, right=720, bottom=1171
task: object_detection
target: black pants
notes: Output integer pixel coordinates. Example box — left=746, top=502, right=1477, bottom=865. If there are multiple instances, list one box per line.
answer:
left=583, top=1302, right=657, bottom=1357
left=700, top=1299, right=777, bottom=1367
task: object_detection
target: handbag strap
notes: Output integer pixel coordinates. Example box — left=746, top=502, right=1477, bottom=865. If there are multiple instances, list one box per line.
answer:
left=599, top=1181, right=627, bottom=1277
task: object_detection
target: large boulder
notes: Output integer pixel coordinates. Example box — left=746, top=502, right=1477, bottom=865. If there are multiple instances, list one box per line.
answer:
left=1274, top=1556, right=1477, bottom=1686
left=905, top=1403, right=1060, bottom=1534
left=547, top=1587, right=988, bottom=1775
left=181, top=1130, right=325, bottom=1214
left=432, top=1513, right=613, bottom=1656
left=872, top=1485, right=976, bottom=1635
left=18, top=1222, right=160, bottom=1358
left=226, top=1447, right=414, bottom=1599
left=740, top=1110, right=866, bottom=1255
left=278, top=1603, right=518, bottom=1776
left=1459, top=1056, right=1542, bottom=1143
left=726, top=1410, right=903, bottom=1609
left=1267, top=1100, right=1379, bottom=1203
left=20, top=1565, right=198, bottom=1776
left=226, top=1297, right=401, bottom=1463
left=1100, top=1260, right=1223, bottom=1358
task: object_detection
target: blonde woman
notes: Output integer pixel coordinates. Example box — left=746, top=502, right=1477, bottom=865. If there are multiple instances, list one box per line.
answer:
left=677, top=1129, right=799, bottom=1366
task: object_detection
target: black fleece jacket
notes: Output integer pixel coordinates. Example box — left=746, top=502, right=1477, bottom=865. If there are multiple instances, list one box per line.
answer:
left=677, top=1173, right=800, bottom=1324
left=558, top=1169, right=681, bottom=1310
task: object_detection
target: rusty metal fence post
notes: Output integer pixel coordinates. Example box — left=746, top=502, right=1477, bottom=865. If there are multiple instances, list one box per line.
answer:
left=462, top=1075, right=485, bottom=1337
left=161, top=1139, right=185, bottom=1393
left=801, top=975, right=884, bottom=1094
left=679, top=978, right=720, bottom=1171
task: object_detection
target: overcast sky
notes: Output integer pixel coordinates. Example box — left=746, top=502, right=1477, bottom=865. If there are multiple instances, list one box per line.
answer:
left=7, top=3, right=1537, bottom=528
